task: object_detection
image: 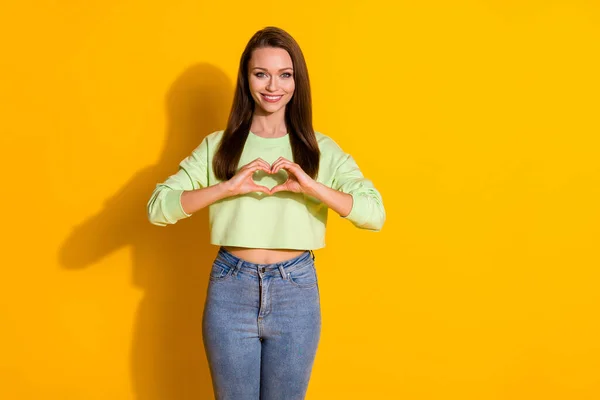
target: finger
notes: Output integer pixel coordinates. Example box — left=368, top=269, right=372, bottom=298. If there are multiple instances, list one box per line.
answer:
left=245, top=164, right=271, bottom=176
left=270, top=157, right=290, bottom=170
left=269, top=159, right=288, bottom=172
left=242, top=158, right=268, bottom=171
left=241, top=163, right=271, bottom=178
left=245, top=158, right=271, bottom=171
left=253, top=157, right=272, bottom=170
left=269, top=184, right=285, bottom=194
left=271, top=160, right=299, bottom=175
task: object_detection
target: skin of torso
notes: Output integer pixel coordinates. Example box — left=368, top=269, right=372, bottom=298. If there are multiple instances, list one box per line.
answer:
left=222, top=246, right=306, bottom=264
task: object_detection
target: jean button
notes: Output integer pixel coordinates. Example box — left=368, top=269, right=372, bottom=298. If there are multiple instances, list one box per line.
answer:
left=260, top=267, right=265, bottom=273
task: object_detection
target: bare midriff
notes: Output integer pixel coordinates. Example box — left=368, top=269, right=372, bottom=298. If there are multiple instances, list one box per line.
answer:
left=222, top=246, right=307, bottom=265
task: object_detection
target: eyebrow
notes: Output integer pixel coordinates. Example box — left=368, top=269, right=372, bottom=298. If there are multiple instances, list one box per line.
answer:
left=252, top=67, right=294, bottom=71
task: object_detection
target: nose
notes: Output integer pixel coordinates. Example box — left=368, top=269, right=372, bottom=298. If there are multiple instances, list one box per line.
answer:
left=266, top=76, right=278, bottom=91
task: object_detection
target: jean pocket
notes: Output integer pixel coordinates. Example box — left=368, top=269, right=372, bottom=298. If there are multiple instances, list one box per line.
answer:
left=209, top=260, right=234, bottom=282
left=288, top=263, right=318, bottom=288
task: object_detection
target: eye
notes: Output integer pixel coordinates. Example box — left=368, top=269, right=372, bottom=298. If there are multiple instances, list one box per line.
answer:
left=282, top=72, right=292, bottom=78
left=255, top=72, right=266, bottom=77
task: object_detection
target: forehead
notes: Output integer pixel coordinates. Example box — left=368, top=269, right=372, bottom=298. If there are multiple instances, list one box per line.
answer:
left=249, top=47, right=293, bottom=70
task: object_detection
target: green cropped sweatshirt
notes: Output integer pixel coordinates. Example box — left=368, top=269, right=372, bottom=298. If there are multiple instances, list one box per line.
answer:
left=147, top=130, right=386, bottom=250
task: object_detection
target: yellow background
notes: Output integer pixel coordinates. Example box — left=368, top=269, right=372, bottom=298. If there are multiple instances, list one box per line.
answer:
left=2, top=1, right=599, bottom=399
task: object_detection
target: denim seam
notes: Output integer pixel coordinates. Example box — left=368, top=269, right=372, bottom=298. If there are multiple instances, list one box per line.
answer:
left=288, top=276, right=318, bottom=289
left=209, top=264, right=235, bottom=282
left=217, top=250, right=311, bottom=270
left=215, top=258, right=313, bottom=278
left=232, top=259, right=243, bottom=276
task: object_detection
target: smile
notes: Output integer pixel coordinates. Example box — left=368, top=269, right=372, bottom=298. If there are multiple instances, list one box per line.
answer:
left=261, top=94, right=283, bottom=103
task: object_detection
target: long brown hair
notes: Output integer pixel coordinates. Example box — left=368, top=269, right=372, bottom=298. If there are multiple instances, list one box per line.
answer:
left=213, top=26, right=320, bottom=181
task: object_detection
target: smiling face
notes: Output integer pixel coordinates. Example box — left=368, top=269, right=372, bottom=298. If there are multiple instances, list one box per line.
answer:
left=247, top=47, right=295, bottom=115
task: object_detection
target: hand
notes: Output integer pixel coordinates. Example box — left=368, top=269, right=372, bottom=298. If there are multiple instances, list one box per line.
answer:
left=269, top=157, right=317, bottom=195
left=225, top=158, right=272, bottom=195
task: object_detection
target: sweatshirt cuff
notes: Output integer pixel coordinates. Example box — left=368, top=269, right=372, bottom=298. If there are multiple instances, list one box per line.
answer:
left=164, top=189, right=192, bottom=221
left=340, top=192, right=368, bottom=226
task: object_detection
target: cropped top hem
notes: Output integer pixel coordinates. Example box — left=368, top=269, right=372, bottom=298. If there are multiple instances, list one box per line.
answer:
left=210, top=239, right=326, bottom=251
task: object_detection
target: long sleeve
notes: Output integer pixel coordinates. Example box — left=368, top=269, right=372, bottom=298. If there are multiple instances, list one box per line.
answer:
left=331, top=152, right=386, bottom=231
left=147, top=137, right=209, bottom=226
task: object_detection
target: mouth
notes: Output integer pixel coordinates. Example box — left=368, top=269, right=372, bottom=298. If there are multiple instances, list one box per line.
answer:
left=261, top=94, right=283, bottom=103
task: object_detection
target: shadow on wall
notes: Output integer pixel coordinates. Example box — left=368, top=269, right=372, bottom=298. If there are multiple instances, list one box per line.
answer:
left=58, top=63, right=233, bottom=400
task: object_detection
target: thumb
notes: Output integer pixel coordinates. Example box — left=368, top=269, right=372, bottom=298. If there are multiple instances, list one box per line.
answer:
left=269, top=184, right=285, bottom=194
left=252, top=183, right=271, bottom=194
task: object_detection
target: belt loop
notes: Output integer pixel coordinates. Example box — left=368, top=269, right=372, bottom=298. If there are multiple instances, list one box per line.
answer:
left=277, top=264, right=288, bottom=279
left=232, top=259, right=244, bottom=276
left=310, top=250, right=315, bottom=261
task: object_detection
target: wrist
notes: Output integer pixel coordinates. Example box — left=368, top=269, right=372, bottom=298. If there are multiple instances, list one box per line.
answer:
left=219, top=181, right=237, bottom=197
left=304, top=181, right=323, bottom=198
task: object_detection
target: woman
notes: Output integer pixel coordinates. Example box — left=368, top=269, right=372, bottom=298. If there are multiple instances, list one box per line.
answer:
left=147, top=26, right=386, bottom=400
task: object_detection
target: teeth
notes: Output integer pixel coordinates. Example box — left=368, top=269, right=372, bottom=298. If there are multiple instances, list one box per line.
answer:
left=264, top=95, right=282, bottom=100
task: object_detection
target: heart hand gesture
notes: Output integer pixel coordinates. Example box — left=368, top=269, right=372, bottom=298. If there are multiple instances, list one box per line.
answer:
left=269, top=157, right=316, bottom=195
left=226, top=158, right=273, bottom=196
left=225, top=157, right=317, bottom=196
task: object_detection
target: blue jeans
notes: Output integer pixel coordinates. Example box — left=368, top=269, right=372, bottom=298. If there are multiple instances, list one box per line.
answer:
left=202, top=247, right=322, bottom=400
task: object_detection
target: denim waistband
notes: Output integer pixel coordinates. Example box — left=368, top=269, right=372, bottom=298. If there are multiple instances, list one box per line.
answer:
left=216, top=246, right=315, bottom=277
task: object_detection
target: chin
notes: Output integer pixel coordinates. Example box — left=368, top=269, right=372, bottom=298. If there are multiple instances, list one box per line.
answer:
left=259, top=102, right=287, bottom=114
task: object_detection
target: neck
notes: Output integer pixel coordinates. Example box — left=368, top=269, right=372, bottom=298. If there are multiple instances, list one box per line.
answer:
left=251, top=107, right=288, bottom=136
